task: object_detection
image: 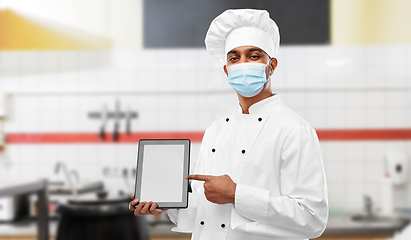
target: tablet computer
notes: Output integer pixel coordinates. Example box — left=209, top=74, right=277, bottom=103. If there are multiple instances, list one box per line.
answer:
left=134, top=139, right=190, bottom=209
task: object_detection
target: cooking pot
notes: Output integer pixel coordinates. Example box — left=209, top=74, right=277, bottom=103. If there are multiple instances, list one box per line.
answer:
left=56, top=193, right=148, bottom=240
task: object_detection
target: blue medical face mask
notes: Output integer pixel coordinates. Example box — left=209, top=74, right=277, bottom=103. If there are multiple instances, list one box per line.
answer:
left=227, top=62, right=269, bottom=97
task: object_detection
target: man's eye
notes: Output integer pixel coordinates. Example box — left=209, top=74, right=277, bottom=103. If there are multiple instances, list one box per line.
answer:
left=250, top=55, right=260, bottom=59
left=229, top=57, right=238, bottom=61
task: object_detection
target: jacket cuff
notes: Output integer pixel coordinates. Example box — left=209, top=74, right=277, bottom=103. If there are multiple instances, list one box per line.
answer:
left=234, top=184, right=270, bottom=222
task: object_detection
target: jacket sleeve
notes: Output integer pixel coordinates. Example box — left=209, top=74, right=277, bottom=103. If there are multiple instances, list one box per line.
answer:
left=233, top=125, right=328, bottom=239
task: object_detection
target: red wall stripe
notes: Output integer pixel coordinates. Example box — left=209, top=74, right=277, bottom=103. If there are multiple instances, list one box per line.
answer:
left=5, top=129, right=411, bottom=144
left=6, top=132, right=205, bottom=144
left=317, top=129, right=411, bottom=141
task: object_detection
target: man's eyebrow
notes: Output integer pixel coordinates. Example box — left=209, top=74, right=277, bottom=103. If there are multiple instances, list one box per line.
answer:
left=227, top=48, right=264, bottom=55
left=247, top=48, right=263, bottom=53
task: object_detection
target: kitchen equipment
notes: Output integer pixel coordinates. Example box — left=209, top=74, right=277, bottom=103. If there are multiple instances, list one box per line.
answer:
left=385, top=152, right=409, bottom=186
left=0, top=196, right=17, bottom=221
left=113, top=99, right=120, bottom=141
left=126, top=105, right=132, bottom=134
left=56, top=197, right=148, bottom=240
left=0, top=179, right=49, bottom=240
left=0, top=194, right=29, bottom=222
left=381, top=176, right=394, bottom=216
left=48, top=181, right=104, bottom=195
left=99, top=104, right=107, bottom=140
left=381, top=156, right=394, bottom=216
left=363, top=195, right=373, bottom=217
left=55, top=162, right=77, bottom=197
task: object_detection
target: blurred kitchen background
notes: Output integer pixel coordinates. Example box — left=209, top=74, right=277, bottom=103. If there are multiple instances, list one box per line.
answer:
left=1, top=0, right=411, bottom=239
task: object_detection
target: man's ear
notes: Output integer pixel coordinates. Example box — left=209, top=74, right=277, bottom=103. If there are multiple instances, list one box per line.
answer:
left=223, top=65, right=228, bottom=76
left=269, top=58, right=278, bottom=76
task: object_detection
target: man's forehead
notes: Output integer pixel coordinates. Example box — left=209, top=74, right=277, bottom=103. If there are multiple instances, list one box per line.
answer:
left=227, top=46, right=266, bottom=55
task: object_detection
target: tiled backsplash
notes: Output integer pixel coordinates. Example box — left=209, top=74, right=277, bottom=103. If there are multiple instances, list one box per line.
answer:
left=0, top=45, right=411, bottom=212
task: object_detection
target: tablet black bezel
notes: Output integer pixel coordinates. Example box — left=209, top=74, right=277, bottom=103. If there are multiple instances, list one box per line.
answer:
left=134, top=139, right=190, bottom=209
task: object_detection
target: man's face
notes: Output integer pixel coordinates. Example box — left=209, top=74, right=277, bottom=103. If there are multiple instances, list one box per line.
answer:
left=224, top=45, right=277, bottom=78
left=226, top=46, right=270, bottom=67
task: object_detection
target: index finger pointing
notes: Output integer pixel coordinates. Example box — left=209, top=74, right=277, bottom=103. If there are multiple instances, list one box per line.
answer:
left=186, top=174, right=213, bottom=181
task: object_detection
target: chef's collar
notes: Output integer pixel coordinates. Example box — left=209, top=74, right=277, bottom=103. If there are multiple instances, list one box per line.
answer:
left=239, top=94, right=280, bottom=115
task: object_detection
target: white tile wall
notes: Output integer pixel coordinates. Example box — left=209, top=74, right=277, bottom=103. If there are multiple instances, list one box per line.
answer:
left=0, top=45, right=411, bottom=212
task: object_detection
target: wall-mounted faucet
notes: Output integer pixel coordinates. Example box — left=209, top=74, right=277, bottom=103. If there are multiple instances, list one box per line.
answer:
left=55, top=161, right=77, bottom=197
left=71, top=170, right=80, bottom=183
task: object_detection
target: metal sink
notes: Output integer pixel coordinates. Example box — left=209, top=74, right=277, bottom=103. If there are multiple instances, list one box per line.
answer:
left=323, top=214, right=411, bottom=237
left=49, top=181, right=104, bottom=195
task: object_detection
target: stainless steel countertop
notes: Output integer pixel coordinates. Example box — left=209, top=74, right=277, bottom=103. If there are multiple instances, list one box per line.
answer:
left=0, top=179, right=47, bottom=197
left=323, top=213, right=410, bottom=237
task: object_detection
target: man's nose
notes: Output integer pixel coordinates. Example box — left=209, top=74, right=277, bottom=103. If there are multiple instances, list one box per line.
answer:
left=238, top=55, right=249, bottom=63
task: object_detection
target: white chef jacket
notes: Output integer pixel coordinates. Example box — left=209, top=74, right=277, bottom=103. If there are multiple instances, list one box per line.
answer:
left=167, top=94, right=328, bottom=240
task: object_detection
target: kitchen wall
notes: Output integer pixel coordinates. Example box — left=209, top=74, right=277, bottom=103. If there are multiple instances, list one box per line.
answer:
left=331, top=0, right=411, bottom=45
left=0, top=45, right=411, bottom=213
left=0, top=0, right=143, bottom=49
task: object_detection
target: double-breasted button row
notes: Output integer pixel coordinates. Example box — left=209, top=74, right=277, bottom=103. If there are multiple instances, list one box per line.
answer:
left=212, top=148, right=245, bottom=154
left=199, top=221, right=225, bottom=228
left=226, top=117, right=262, bottom=122
left=227, top=117, right=262, bottom=122
left=212, top=148, right=246, bottom=154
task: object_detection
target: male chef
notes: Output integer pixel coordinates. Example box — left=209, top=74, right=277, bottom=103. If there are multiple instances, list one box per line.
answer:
left=130, top=9, right=328, bottom=240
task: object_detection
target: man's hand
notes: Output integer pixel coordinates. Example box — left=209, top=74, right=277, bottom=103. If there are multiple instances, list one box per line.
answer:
left=129, top=194, right=168, bottom=217
left=186, top=174, right=236, bottom=204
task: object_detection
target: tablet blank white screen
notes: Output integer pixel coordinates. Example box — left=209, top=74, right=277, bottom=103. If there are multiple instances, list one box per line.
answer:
left=140, top=144, right=184, bottom=202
